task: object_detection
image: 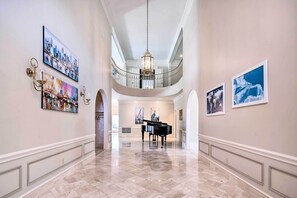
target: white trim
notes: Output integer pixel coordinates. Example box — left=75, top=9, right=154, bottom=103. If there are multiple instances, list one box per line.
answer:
left=0, top=134, right=95, bottom=164
left=173, top=92, right=184, bottom=104
left=20, top=153, right=95, bottom=198
left=101, top=0, right=126, bottom=63
left=199, top=154, right=272, bottom=198
left=199, top=134, right=297, bottom=167
left=168, top=30, right=183, bottom=64
left=118, top=100, right=174, bottom=104
left=100, top=0, right=112, bottom=28
left=112, top=29, right=126, bottom=63
left=167, top=0, right=194, bottom=62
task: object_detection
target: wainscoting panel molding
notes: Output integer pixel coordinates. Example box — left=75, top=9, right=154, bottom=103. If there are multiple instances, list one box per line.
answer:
left=199, top=141, right=209, bottom=155
left=27, top=145, right=82, bottom=185
left=200, top=134, right=297, bottom=198
left=0, top=134, right=95, bottom=164
left=0, top=166, right=21, bottom=198
left=269, top=166, right=297, bottom=198
left=211, top=145, right=263, bottom=185
left=84, top=141, right=95, bottom=155
left=0, top=135, right=95, bottom=197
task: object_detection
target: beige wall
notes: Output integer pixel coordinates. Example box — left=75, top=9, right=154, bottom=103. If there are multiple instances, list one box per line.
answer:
left=180, top=1, right=297, bottom=196
left=0, top=0, right=111, bottom=154
left=119, top=100, right=174, bottom=138
left=197, top=0, right=297, bottom=157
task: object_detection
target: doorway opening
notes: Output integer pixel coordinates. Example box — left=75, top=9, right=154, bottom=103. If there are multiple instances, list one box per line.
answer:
left=95, top=90, right=105, bottom=155
left=186, top=90, right=199, bottom=154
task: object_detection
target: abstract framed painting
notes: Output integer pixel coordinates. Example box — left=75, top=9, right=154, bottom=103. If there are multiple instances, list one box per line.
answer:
left=42, top=73, right=78, bottom=113
left=206, top=83, right=225, bottom=116
left=232, top=60, right=268, bottom=108
left=43, top=26, right=79, bottom=82
left=135, top=107, right=144, bottom=124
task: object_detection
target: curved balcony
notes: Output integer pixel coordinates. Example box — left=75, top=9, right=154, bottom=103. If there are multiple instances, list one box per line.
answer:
left=112, top=59, right=183, bottom=89
left=111, top=59, right=183, bottom=97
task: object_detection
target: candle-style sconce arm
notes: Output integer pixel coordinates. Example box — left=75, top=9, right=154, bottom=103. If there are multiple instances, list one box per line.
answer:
left=26, top=58, right=47, bottom=91
left=80, top=86, right=91, bottom=105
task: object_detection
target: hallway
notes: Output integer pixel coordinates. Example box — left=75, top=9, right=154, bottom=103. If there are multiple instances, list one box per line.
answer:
left=25, top=136, right=266, bottom=198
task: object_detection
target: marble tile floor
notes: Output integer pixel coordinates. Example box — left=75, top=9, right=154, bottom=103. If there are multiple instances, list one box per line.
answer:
left=25, top=138, right=267, bottom=198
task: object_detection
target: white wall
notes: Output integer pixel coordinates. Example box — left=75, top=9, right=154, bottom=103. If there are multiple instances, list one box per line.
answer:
left=0, top=0, right=111, bottom=155
left=173, top=94, right=184, bottom=141
left=182, top=0, right=200, bottom=131
left=0, top=0, right=111, bottom=196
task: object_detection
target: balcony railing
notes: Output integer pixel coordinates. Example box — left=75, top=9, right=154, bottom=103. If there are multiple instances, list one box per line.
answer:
left=111, top=59, right=183, bottom=89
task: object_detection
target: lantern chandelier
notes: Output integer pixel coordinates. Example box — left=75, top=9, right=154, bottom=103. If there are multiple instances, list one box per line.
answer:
left=141, top=0, right=154, bottom=75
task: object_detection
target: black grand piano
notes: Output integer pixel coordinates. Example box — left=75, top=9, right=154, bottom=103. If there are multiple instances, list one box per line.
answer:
left=141, top=119, right=172, bottom=147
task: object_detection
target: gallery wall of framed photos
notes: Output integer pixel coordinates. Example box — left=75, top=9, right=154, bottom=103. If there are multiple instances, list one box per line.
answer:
left=205, top=60, right=268, bottom=117
left=119, top=101, right=174, bottom=128
left=42, top=26, right=80, bottom=113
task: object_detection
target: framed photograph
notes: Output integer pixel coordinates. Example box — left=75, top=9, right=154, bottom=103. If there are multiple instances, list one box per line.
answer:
left=42, top=73, right=78, bottom=113
left=179, top=109, right=183, bottom=120
left=232, top=60, right=268, bottom=108
left=150, top=107, right=160, bottom=122
left=43, top=26, right=79, bottom=82
left=135, top=107, right=144, bottom=124
left=206, top=83, right=225, bottom=116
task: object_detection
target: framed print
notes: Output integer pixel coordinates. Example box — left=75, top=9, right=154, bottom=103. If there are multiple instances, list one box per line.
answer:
left=150, top=107, right=160, bottom=122
left=42, top=73, right=78, bottom=113
left=232, top=60, right=268, bottom=108
left=43, top=26, right=79, bottom=82
left=206, top=83, right=225, bottom=116
left=135, top=107, right=144, bottom=124
left=179, top=109, right=183, bottom=120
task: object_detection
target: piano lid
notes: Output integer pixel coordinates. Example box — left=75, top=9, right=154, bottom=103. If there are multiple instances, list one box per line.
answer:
left=142, top=119, right=168, bottom=125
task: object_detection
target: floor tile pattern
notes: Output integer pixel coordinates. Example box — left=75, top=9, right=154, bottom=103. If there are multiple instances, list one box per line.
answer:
left=25, top=139, right=266, bottom=198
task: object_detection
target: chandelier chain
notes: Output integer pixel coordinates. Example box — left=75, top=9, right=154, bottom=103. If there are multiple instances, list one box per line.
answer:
left=146, top=0, right=148, bottom=51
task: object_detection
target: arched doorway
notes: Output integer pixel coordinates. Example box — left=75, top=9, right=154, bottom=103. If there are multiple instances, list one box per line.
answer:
left=186, top=90, right=199, bottom=154
left=95, top=90, right=105, bottom=153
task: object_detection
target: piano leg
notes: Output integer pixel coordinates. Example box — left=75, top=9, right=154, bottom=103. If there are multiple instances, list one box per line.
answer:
left=161, top=135, right=164, bottom=148
left=152, top=134, right=156, bottom=142
left=142, top=131, right=144, bottom=142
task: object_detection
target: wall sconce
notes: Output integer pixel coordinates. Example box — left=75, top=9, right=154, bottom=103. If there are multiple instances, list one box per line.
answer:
left=26, top=58, right=47, bottom=91
left=80, top=86, right=91, bottom=105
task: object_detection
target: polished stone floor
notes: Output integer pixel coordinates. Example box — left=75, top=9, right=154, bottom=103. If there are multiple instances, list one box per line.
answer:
left=25, top=135, right=266, bottom=198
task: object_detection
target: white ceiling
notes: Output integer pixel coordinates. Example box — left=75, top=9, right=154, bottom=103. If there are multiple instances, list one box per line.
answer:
left=102, top=0, right=187, bottom=61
